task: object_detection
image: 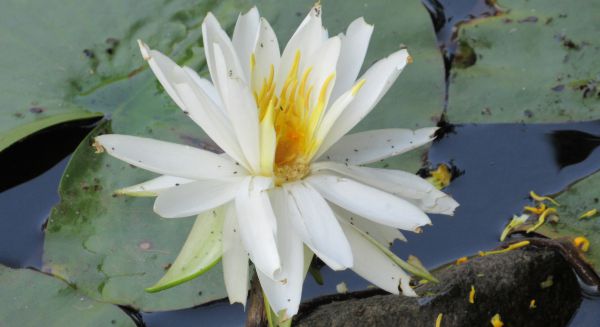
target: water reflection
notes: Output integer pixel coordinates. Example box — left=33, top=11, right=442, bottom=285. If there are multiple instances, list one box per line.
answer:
left=0, top=156, right=69, bottom=268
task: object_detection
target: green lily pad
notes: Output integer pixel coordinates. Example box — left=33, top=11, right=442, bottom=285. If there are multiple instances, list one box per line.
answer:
left=44, top=0, right=444, bottom=312
left=523, top=171, right=600, bottom=276
left=0, top=265, right=134, bottom=326
left=447, top=0, right=600, bottom=123
left=0, top=0, right=245, bottom=152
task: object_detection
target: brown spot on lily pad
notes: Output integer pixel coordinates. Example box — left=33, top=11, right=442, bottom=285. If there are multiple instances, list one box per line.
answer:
left=518, top=16, right=538, bottom=23
left=29, top=107, right=45, bottom=114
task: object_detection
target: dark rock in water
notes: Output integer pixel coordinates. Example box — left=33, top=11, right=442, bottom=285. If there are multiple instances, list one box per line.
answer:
left=294, top=248, right=581, bottom=327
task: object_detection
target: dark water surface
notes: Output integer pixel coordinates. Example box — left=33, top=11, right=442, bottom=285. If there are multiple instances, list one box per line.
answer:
left=1, top=0, right=599, bottom=325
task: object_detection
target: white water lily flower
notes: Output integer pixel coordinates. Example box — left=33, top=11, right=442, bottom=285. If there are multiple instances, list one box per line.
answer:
left=95, top=4, right=458, bottom=318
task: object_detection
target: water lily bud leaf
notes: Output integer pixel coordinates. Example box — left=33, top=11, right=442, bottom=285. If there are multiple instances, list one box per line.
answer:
left=146, top=208, right=225, bottom=293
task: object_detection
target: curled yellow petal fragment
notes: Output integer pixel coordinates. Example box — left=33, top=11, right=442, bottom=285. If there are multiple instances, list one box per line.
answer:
left=479, top=240, right=530, bottom=256
left=524, top=203, right=546, bottom=215
left=491, top=313, right=504, bottom=327
left=573, top=236, right=590, bottom=252
left=500, top=214, right=529, bottom=241
left=436, top=313, right=443, bottom=327
left=469, top=285, right=475, bottom=304
left=529, top=190, right=560, bottom=206
left=578, top=209, right=598, bottom=220
left=529, top=299, right=536, bottom=309
left=427, top=164, right=452, bottom=189
left=455, top=256, right=468, bottom=265
left=540, top=275, right=554, bottom=289
left=526, top=208, right=557, bottom=234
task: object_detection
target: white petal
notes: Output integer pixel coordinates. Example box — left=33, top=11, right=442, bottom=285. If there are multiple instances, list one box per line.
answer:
left=235, top=176, right=281, bottom=278
left=95, top=134, right=243, bottom=180
left=251, top=18, right=280, bottom=93
left=140, top=40, right=239, bottom=165
left=333, top=205, right=406, bottom=247
left=212, top=43, right=261, bottom=173
left=339, top=220, right=415, bottom=296
left=222, top=203, right=249, bottom=306
left=314, top=84, right=362, bottom=149
left=137, top=41, right=249, bottom=168
left=232, top=7, right=260, bottom=81
left=116, top=175, right=194, bottom=197
left=138, top=40, right=187, bottom=110
left=316, top=49, right=411, bottom=157
left=330, top=17, right=373, bottom=101
left=202, top=13, right=247, bottom=86
left=182, top=66, right=223, bottom=109
left=174, top=81, right=249, bottom=170
left=306, top=174, right=431, bottom=231
left=154, top=178, right=243, bottom=218
left=283, top=182, right=353, bottom=269
left=273, top=189, right=345, bottom=271
left=302, top=36, right=340, bottom=109
left=319, top=127, right=438, bottom=165
left=276, top=4, right=324, bottom=91
left=257, top=194, right=304, bottom=317
left=312, top=161, right=458, bottom=215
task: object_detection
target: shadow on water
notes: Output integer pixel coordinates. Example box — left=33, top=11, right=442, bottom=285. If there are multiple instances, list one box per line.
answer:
left=0, top=118, right=97, bottom=192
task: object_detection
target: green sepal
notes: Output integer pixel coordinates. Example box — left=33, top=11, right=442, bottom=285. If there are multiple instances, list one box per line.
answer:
left=146, top=207, right=225, bottom=292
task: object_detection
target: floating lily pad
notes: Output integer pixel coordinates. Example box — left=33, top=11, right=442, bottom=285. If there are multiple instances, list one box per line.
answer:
left=0, top=265, right=134, bottom=326
left=447, top=0, right=600, bottom=123
left=534, top=171, right=600, bottom=275
left=0, top=0, right=247, bottom=152
left=44, top=0, right=444, bottom=311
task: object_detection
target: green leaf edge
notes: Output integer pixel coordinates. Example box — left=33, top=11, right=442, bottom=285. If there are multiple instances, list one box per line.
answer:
left=0, top=110, right=103, bottom=152
left=145, top=256, right=222, bottom=293
left=144, top=209, right=225, bottom=293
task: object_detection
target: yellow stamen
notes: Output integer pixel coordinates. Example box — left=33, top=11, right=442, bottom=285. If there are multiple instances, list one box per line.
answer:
left=259, top=99, right=276, bottom=176
left=351, top=79, right=366, bottom=96
left=469, top=285, right=475, bottom=304
left=573, top=236, right=590, bottom=252
left=479, top=240, right=530, bottom=256
left=250, top=47, right=364, bottom=183
left=435, top=313, right=443, bottom=327
left=250, top=53, right=256, bottom=73
left=526, top=208, right=556, bottom=233
left=529, top=190, right=560, bottom=206
left=524, top=203, right=546, bottom=215
left=490, top=313, right=504, bottom=327
left=579, top=209, right=598, bottom=220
